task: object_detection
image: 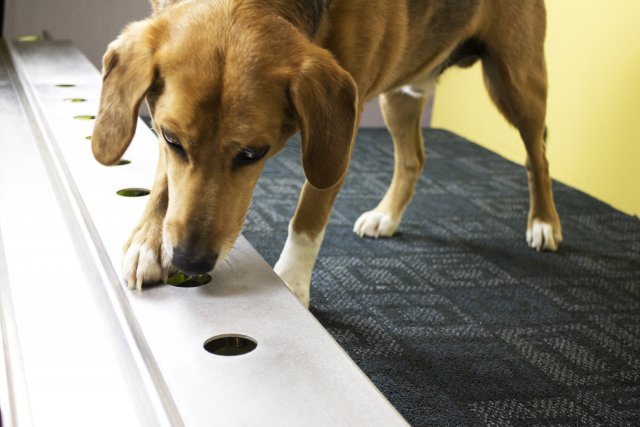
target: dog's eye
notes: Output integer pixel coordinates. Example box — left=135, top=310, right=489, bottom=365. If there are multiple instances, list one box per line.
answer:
left=162, top=128, right=181, bottom=148
left=237, top=146, right=268, bottom=162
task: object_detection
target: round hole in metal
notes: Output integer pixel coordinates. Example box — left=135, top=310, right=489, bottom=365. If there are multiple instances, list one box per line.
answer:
left=116, top=188, right=150, bottom=197
left=74, top=115, right=95, bottom=120
left=168, top=272, right=212, bottom=288
left=114, top=159, right=131, bottom=166
left=204, top=335, right=257, bottom=356
left=17, top=35, right=41, bottom=42
left=55, top=84, right=76, bottom=87
left=64, top=98, right=87, bottom=103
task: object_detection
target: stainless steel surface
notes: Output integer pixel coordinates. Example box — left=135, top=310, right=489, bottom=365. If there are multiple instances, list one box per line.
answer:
left=0, top=39, right=407, bottom=426
left=0, top=44, right=162, bottom=427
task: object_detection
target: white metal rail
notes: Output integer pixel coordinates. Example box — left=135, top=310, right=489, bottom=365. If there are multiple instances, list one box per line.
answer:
left=0, top=39, right=407, bottom=426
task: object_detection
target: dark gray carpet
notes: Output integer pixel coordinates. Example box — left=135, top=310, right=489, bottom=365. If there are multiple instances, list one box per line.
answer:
left=242, top=128, right=640, bottom=426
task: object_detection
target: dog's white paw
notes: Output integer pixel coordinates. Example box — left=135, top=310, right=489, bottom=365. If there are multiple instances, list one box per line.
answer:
left=274, top=262, right=311, bottom=308
left=274, top=224, right=323, bottom=308
left=526, top=219, right=563, bottom=252
left=353, top=210, right=400, bottom=238
left=122, top=224, right=174, bottom=290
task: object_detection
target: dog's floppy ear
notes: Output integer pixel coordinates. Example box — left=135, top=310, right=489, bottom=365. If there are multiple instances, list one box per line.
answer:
left=290, top=46, right=358, bottom=190
left=92, top=20, right=155, bottom=165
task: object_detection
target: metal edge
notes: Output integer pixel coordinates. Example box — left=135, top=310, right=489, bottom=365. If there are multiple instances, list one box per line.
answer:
left=1, top=39, right=183, bottom=427
left=0, top=223, right=32, bottom=427
left=0, top=48, right=33, bottom=423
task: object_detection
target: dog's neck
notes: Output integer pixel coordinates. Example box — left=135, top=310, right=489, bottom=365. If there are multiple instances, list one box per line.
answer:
left=153, top=0, right=329, bottom=39
left=266, top=0, right=329, bottom=38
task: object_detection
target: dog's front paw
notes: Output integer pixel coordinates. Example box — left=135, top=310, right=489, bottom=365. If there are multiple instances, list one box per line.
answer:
left=274, top=224, right=323, bottom=308
left=122, top=223, right=175, bottom=290
left=526, top=218, right=563, bottom=252
left=353, top=210, right=400, bottom=238
left=274, top=262, right=311, bottom=308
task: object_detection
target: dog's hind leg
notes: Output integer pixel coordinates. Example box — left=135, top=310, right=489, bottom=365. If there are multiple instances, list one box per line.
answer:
left=353, top=81, right=433, bottom=238
left=480, top=10, right=562, bottom=251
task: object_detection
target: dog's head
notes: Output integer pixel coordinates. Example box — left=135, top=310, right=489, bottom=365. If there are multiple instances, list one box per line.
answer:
left=92, top=2, right=357, bottom=275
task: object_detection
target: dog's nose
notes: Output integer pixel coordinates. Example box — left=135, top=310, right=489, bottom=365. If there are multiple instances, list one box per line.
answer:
left=172, top=247, right=218, bottom=275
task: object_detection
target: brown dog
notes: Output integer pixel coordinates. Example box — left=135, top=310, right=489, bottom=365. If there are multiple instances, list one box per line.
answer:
left=92, top=0, right=562, bottom=307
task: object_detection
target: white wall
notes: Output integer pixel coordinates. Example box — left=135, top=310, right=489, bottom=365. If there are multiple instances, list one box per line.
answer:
left=3, top=0, right=430, bottom=127
left=4, top=0, right=151, bottom=67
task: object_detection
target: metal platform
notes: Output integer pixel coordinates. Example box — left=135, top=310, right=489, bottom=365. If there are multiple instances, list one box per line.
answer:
left=0, top=39, right=407, bottom=426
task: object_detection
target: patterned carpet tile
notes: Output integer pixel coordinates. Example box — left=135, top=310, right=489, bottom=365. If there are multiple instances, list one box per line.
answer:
left=243, top=128, right=640, bottom=426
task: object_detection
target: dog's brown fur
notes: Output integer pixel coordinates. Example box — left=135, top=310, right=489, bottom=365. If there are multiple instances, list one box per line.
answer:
left=93, top=0, right=562, bottom=302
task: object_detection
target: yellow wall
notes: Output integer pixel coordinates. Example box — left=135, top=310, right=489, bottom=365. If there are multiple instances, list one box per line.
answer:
left=431, top=1, right=640, bottom=216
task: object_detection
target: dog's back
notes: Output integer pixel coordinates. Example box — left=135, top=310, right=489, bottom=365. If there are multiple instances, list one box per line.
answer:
left=317, top=0, right=545, bottom=100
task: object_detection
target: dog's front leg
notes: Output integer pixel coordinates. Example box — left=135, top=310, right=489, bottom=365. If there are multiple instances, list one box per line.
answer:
left=274, top=181, right=342, bottom=308
left=122, top=144, right=174, bottom=289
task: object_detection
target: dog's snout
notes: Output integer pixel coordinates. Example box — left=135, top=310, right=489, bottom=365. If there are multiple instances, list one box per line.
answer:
left=172, top=247, right=218, bottom=275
